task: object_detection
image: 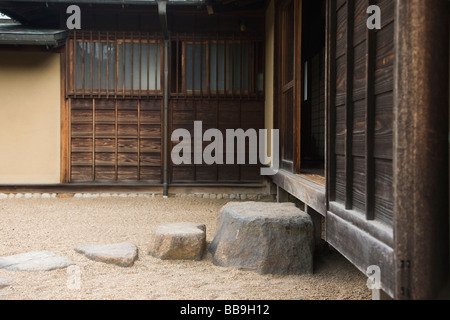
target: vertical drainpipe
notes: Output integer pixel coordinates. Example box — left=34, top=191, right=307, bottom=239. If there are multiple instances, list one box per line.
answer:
left=158, top=0, right=169, bottom=198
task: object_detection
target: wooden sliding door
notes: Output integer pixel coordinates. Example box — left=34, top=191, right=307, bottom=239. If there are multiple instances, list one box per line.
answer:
left=276, top=0, right=302, bottom=173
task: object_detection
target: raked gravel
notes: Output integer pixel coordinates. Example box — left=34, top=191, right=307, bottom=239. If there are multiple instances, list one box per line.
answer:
left=0, top=197, right=371, bottom=300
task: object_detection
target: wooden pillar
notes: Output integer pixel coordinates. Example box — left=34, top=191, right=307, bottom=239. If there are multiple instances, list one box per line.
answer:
left=394, top=0, right=449, bottom=300
left=305, top=205, right=326, bottom=254
left=277, top=185, right=289, bottom=203
left=60, top=40, right=70, bottom=184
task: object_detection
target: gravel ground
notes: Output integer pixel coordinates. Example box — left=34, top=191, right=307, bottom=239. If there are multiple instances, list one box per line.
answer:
left=0, top=197, right=371, bottom=300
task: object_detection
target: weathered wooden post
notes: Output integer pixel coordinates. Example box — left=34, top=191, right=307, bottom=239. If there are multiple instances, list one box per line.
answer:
left=394, top=0, right=449, bottom=300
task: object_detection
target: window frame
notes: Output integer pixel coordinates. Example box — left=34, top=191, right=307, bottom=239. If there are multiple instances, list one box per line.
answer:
left=180, top=39, right=258, bottom=96
left=68, top=32, right=164, bottom=98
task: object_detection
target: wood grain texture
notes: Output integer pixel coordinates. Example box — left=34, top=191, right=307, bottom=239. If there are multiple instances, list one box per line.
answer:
left=328, top=0, right=394, bottom=222
left=326, top=210, right=394, bottom=297
left=70, top=98, right=162, bottom=182
left=393, top=0, right=449, bottom=300
left=326, top=0, right=397, bottom=297
left=170, top=99, right=264, bottom=184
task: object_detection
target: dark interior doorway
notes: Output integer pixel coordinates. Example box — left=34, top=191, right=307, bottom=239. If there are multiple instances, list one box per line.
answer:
left=301, top=0, right=326, bottom=176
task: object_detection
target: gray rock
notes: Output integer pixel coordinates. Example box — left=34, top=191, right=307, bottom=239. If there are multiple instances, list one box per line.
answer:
left=247, top=194, right=259, bottom=201
left=75, top=242, right=138, bottom=267
left=0, top=277, right=15, bottom=289
left=148, top=222, right=206, bottom=261
left=0, top=251, right=75, bottom=272
left=209, top=202, right=314, bottom=275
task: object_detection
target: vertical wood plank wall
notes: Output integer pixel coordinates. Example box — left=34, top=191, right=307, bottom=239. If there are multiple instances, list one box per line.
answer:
left=70, top=98, right=163, bottom=183
left=170, top=99, right=264, bottom=183
left=326, top=0, right=396, bottom=297
left=329, top=0, right=394, bottom=226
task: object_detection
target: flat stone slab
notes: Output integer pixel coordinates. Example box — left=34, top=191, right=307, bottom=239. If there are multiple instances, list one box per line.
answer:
left=209, top=202, right=314, bottom=275
left=0, top=278, right=15, bottom=289
left=75, top=242, right=138, bottom=267
left=0, top=251, right=75, bottom=272
left=148, top=222, right=206, bottom=261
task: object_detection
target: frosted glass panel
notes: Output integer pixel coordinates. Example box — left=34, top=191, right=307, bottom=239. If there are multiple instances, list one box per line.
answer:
left=185, top=43, right=207, bottom=91
left=92, top=42, right=99, bottom=90
left=118, top=42, right=160, bottom=91
left=104, top=42, right=116, bottom=90
left=75, top=41, right=83, bottom=89
left=210, top=44, right=225, bottom=91
left=142, top=43, right=161, bottom=91
left=75, top=41, right=93, bottom=90
left=209, top=43, right=250, bottom=92
left=228, top=43, right=249, bottom=91
left=75, top=40, right=160, bottom=92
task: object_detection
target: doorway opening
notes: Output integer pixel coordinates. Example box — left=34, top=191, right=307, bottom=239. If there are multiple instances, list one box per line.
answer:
left=300, top=0, right=326, bottom=176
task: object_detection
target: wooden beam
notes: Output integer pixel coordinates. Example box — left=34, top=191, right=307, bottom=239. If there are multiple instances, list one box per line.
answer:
left=365, top=0, right=375, bottom=220
left=294, top=0, right=302, bottom=174
left=393, top=0, right=449, bottom=300
left=272, top=169, right=326, bottom=216
left=344, top=0, right=354, bottom=210
left=106, top=31, right=110, bottom=99
left=326, top=210, right=394, bottom=297
left=325, top=0, right=337, bottom=204
left=60, top=41, right=70, bottom=183
left=90, top=31, right=93, bottom=97
left=92, top=98, right=96, bottom=181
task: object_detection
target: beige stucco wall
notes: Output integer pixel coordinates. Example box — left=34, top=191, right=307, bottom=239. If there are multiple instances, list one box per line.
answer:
left=265, top=0, right=275, bottom=158
left=0, top=49, right=60, bottom=184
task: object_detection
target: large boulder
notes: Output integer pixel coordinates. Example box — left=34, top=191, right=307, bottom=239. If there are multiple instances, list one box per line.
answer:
left=148, top=223, right=206, bottom=261
left=209, top=202, right=314, bottom=275
left=75, top=242, right=138, bottom=267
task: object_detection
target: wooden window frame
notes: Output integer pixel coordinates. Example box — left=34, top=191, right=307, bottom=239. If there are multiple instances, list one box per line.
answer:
left=68, top=31, right=164, bottom=98
left=180, top=39, right=259, bottom=97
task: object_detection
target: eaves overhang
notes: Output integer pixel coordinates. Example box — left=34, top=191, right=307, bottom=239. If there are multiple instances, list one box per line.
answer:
left=0, top=23, right=68, bottom=47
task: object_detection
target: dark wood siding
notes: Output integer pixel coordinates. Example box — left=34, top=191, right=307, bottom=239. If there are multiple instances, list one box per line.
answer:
left=393, top=0, right=449, bottom=300
left=67, top=30, right=264, bottom=184
left=328, top=0, right=394, bottom=225
left=70, top=98, right=163, bottom=183
left=326, top=0, right=395, bottom=297
left=169, top=33, right=265, bottom=184
left=170, top=99, right=264, bottom=184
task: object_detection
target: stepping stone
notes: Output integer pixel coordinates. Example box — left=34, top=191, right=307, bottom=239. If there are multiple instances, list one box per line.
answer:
left=209, top=202, right=314, bottom=275
left=148, top=223, right=206, bottom=261
left=0, top=251, right=75, bottom=272
left=75, top=242, right=138, bottom=267
left=0, top=278, right=15, bottom=289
